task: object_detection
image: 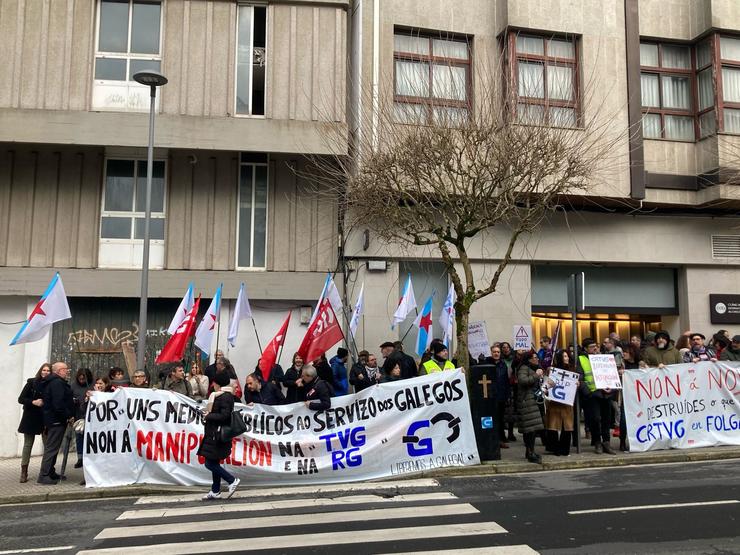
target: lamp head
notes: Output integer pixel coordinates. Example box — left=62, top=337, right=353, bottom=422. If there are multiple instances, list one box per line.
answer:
left=133, top=70, right=168, bottom=87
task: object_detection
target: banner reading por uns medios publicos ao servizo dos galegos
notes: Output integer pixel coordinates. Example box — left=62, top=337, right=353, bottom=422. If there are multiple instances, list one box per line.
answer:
left=83, top=369, right=480, bottom=487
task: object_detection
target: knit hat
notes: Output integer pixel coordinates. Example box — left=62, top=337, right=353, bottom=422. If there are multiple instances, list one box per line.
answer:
left=732, top=335, right=740, bottom=343
left=654, top=330, right=671, bottom=342
left=431, top=342, right=448, bottom=355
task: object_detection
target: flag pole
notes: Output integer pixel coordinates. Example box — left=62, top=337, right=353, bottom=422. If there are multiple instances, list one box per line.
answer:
left=251, top=317, right=263, bottom=352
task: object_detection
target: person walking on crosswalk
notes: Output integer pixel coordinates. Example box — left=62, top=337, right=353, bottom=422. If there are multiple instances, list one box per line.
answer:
left=198, top=371, right=240, bottom=500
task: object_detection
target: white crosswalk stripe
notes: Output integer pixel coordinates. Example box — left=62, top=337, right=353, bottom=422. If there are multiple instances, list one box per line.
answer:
left=78, top=482, right=540, bottom=555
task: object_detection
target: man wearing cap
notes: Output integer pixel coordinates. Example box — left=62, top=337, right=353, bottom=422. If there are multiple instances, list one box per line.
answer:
left=643, top=331, right=683, bottom=367
left=683, top=333, right=717, bottom=363
left=380, top=341, right=418, bottom=379
left=422, top=343, right=456, bottom=374
left=720, top=335, right=740, bottom=361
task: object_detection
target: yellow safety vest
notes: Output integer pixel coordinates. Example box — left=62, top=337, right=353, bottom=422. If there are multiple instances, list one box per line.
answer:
left=578, top=355, right=597, bottom=393
left=423, top=358, right=455, bottom=374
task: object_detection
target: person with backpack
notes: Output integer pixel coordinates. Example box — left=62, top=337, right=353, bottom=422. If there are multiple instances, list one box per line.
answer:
left=198, top=371, right=240, bottom=501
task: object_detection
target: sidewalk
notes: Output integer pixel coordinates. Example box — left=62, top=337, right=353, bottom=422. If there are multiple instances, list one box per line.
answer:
left=2, top=439, right=739, bottom=505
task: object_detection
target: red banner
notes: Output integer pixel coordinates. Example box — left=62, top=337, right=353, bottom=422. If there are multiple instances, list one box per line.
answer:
left=258, top=312, right=291, bottom=381
left=297, top=298, right=344, bottom=363
left=156, top=296, right=201, bottom=364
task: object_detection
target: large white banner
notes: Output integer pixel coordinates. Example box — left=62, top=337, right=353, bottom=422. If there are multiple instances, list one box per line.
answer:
left=83, top=370, right=480, bottom=487
left=624, top=362, right=740, bottom=452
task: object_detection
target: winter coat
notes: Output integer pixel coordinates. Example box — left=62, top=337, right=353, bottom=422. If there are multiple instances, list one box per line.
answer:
left=643, top=344, right=683, bottom=367
left=304, top=378, right=331, bottom=411
left=164, top=376, right=194, bottom=398
left=197, top=390, right=235, bottom=461
left=682, top=346, right=716, bottom=363
left=516, top=364, right=544, bottom=433
left=188, top=375, right=210, bottom=402
left=70, top=380, right=93, bottom=420
left=17, top=378, right=45, bottom=435
left=330, top=356, right=349, bottom=396
left=283, top=365, right=306, bottom=404
left=349, top=363, right=380, bottom=392
left=720, top=347, right=740, bottom=362
left=40, top=373, right=75, bottom=428
left=315, top=360, right=335, bottom=388
left=244, top=382, right=285, bottom=405
left=383, top=351, right=418, bottom=380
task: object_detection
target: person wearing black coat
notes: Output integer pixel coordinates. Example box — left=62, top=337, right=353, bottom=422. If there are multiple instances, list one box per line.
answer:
left=198, top=371, right=240, bottom=500
left=302, top=366, right=331, bottom=411
left=243, top=374, right=285, bottom=405
left=37, top=362, right=75, bottom=485
left=380, top=341, right=418, bottom=380
left=313, top=354, right=335, bottom=390
left=17, top=362, right=51, bottom=483
left=349, top=352, right=382, bottom=392
left=283, top=353, right=307, bottom=404
left=484, top=346, right=512, bottom=448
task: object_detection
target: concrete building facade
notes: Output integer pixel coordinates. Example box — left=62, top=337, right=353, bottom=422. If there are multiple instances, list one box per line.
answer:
left=1, top=0, right=740, bottom=457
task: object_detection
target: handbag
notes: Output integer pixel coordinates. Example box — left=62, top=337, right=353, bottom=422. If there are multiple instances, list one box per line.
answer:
left=220, top=410, right=247, bottom=442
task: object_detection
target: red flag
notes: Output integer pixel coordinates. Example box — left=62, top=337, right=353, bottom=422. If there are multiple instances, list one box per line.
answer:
left=258, top=312, right=291, bottom=381
left=156, top=296, right=201, bottom=364
left=297, top=298, right=344, bottom=364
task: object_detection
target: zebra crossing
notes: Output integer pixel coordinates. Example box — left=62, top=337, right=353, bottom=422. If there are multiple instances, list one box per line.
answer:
left=77, top=479, right=539, bottom=554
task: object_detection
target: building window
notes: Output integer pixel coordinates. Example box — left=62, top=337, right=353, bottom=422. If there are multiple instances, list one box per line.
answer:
left=719, top=35, right=740, bottom=134
left=99, top=159, right=166, bottom=269
left=508, top=32, right=579, bottom=128
left=237, top=153, right=268, bottom=269
left=696, top=38, right=716, bottom=138
left=236, top=5, right=267, bottom=116
left=93, top=0, right=162, bottom=111
left=640, top=42, right=695, bottom=141
left=393, top=29, right=471, bottom=125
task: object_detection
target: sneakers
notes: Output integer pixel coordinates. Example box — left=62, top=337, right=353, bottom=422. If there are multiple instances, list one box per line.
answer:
left=227, top=478, right=241, bottom=499
left=202, top=490, right=221, bottom=501
left=602, top=442, right=616, bottom=455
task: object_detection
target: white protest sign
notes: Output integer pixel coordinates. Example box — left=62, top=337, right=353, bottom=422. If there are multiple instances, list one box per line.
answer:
left=513, top=325, right=532, bottom=351
left=467, top=321, right=491, bottom=360
left=588, top=354, right=622, bottom=390
left=83, top=370, right=480, bottom=488
left=624, top=362, right=740, bottom=452
left=544, top=368, right=579, bottom=407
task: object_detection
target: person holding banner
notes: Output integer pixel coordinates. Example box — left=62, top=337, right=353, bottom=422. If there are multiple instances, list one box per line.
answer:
left=302, top=366, right=331, bottom=410
left=516, top=352, right=545, bottom=463
left=579, top=339, right=617, bottom=455
left=422, top=343, right=455, bottom=374
left=544, top=350, right=578, bottom=456
left=198, top=371, right=240, bottom=500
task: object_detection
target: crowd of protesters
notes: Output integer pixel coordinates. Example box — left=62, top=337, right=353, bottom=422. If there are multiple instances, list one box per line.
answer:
left=16, top=327, right=740, bottom=490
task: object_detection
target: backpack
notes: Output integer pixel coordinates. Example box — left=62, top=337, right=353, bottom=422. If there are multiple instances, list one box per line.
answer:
left=220, top=410, right=247, bottom=442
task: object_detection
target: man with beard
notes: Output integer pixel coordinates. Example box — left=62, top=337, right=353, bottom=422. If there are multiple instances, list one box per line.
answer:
left=643, top=331, right=682, bottom=367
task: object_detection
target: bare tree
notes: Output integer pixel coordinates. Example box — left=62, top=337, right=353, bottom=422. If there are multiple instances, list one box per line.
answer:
left=302, top=38, right=625, bottom=370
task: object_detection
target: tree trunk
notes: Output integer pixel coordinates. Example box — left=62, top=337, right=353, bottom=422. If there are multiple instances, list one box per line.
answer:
left=454, top=308, right=470, bottom=373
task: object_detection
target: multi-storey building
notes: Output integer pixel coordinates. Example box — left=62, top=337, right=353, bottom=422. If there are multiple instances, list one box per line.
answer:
left=0, top=0, right=347, bottom=455
left=345, top=0, right=740, bottom=355
left=2, top=0, right=740, bottom=457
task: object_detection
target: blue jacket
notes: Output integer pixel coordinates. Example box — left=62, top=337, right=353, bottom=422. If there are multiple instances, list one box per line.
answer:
left=330, top=356, right=349, bottom=396
left=483, top=358, right=511, bottom=402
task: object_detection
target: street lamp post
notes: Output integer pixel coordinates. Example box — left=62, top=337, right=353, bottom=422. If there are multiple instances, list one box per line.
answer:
left=133, top=70, right=168, bottom=373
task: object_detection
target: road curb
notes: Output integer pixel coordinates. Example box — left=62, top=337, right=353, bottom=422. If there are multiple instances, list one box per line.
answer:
left=3, top=449, right=739, bottom=505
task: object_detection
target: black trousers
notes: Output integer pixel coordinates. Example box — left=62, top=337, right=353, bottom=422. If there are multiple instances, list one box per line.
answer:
left=39, top=424, right=65, bottom=478
left=586, top=396, right=612, bottom=444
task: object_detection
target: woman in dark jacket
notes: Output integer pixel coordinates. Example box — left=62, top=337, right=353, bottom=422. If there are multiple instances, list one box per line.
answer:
left=283, top=353, right=306, bottom=404
left=17, top=362, right=52, bottom=483
left=198, top=371, right=240, bottom=500
left=517, top=351, right=545, bottom=463
left=70, top=368, right=93, bottom=469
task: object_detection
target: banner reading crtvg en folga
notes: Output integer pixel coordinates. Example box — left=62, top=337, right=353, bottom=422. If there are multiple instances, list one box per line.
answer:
left=624, top=362, right=740, bottom=452
left=83, top=370, right=480, bottom=487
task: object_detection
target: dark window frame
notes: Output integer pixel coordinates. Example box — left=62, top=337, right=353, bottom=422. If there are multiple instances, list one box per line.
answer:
left=392, top=28, right=473, bottom=125
left=507, top=31, right=581, bottom=128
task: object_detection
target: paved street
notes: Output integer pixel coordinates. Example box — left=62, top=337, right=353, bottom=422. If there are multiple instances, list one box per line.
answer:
left=0, top=460, right=737, bottom=554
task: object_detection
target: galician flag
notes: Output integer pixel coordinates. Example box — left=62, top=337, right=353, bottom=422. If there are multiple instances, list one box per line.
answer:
left=310, top=273, right=343, bottom=325
left=167, top=283, right=195, bottom=335
left=227, top=283, right=253, bottom=348
left=156, top=296, right=201, bottom=364
left=392, top=274, right=417, bottom=329
left=10, top=272, right=71, bottom=345
left=439, top=283, right=456, bottom=348
left=348, top=282, right=365, bottom=339
left=413, top=295, right=434, bottom=357
left=194, top=285, right=222, bottom=356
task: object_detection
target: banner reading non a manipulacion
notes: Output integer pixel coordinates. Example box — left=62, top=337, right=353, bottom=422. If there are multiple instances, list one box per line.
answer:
left=83, top=370, right=480, bottom=487
left=623, top=361, right=740, bottom=452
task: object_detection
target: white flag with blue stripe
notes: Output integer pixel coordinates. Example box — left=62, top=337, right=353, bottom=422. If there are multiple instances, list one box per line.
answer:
left=10, top=272, right=71, bottom=346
